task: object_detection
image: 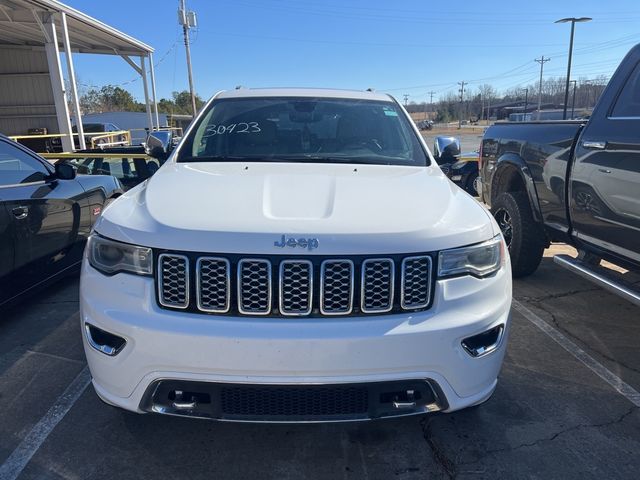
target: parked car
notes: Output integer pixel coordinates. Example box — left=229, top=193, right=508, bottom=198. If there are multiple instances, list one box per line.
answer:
left=48, top=147, right=165, bottom=191
left=479, top=44, right=640, bottom=305
left=80, top=88, right=511, bottom=423
left=417, top=119, right=433, bottom=130
left=0, top=135, right=122, bottom=308
left=437, top=146, right=480, bottom=196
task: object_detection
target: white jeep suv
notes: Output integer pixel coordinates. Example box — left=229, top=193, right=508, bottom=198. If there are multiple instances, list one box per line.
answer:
left=81, top=88, right=511, bottom=422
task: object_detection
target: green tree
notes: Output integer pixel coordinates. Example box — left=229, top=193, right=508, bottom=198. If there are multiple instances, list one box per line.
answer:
left=80, top=85, right=145, bottom=113
left=157, top=90, right=205, bottom=115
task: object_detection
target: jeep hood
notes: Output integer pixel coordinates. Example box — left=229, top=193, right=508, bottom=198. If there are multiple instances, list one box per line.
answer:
left=95, top=162, right=496, bottom=255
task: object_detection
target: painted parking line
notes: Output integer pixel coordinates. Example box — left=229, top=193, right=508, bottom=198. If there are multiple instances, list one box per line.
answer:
left=513, top=299, right=640, bottom=408
left=0, top=367, right=91, bottom=480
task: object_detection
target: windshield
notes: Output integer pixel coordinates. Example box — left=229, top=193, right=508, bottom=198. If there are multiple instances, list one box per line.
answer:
left=178, top=96, right=428, bottom=166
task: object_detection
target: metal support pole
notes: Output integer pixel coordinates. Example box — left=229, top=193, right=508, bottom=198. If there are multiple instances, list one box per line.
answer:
left=524, top=88, right=529, bottom=121
left=60, top=12, right=85, bottom=150
left=148, top=52, right=160, bottom=128
left=563, top=21, right=576, bottom=120
left=140, top=56, right=153, bottom=132
left=43, top=16, right=73, bottom=152
left=571, top=80, right=577, bottom=119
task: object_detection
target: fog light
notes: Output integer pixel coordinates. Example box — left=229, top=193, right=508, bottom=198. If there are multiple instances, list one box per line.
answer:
left=461, top=325, right=504, bottom=357
left=85, top=323, right=126, bottom=356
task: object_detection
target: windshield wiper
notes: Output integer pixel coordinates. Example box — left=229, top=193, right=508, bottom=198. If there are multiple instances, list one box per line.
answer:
left=291, top=156, right=394, bottom=165
left=179, top=155, right=253, bottom=162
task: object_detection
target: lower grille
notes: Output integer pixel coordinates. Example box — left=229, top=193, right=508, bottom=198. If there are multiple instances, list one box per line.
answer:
left=221, top=386, right=368, bottom=417
left=142, top=379, right=446, bottom=422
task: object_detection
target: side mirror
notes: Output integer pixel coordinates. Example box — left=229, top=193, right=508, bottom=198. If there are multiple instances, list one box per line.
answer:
left=145, top=131, right=173, bottom=160
left=433, top=136, right=461, bottom=165
left=55, top=162, right=76, bottom=180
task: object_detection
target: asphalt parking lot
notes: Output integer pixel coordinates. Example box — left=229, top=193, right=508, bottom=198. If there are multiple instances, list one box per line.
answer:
left=1, top=245, right=639, bottom=480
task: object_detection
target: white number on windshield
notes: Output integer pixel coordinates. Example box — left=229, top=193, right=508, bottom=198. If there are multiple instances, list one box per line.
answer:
left=203, top=122, right=261, bottom=138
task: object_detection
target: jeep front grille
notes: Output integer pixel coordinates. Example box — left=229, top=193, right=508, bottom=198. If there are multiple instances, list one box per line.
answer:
left=156, top=254, right=434, bottom=317
left=401, top=256, right=433, bottom=310
left=361, top=259, right=394, bottom=313
left=320, top=260, right=354, bottom=315
left=158, top=254, right=189, bottom=308
left=279, top=260, right=313, bottom=315
left=196, top=257, right=231, bottom=313
left=238, top=259, right=272, bottom=315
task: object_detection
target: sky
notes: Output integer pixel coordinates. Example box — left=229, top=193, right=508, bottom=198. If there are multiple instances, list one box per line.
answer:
left=64, top=0, right=640, bottom=104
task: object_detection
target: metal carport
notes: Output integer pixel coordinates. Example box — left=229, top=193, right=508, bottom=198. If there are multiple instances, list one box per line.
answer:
left=0, top=0, right=158, bottom=151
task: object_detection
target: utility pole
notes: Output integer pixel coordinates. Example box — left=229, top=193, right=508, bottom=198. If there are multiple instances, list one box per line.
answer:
left=403, top=94, right=409, bottom=107
left=427, top=90, right=435, bottom=119
left=179, top=0, right=197, bottom=116
left=523, top=88, right=529, bottom=120
left=570, top=80, right=577, bottom=119
left=457, top=81, right=466, bottom=128
left=535, top=56, right=550, bottom=120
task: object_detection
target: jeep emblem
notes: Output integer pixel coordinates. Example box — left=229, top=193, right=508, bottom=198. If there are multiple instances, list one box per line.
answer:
left=274, top=235, right=319, bottom=251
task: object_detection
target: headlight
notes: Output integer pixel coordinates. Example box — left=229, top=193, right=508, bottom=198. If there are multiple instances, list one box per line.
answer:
left=438, top=235, right=504, bottom=278
left=88, top=234, right=152, bottom=275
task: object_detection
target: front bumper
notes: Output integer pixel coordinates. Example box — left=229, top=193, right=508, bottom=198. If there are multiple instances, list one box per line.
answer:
left=80, top=260, right=511, bottom=419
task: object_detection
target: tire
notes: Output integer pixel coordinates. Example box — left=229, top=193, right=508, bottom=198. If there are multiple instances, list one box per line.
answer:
left=465, top=172, right=479, bottom=196
left=492, top=191, right=546, bottom=277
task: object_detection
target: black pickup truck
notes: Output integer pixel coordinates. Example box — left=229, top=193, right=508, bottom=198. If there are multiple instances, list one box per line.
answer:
left=480, top=44, right=640, bottom=305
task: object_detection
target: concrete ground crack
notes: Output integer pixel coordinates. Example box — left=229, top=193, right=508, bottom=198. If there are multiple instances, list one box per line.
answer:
left=457, top=406, right=638, bottom=471
left=519, top=287, right=600, bottom=303
left=420, top=415, right=458, bottom=479
left=529, top=302, right=640, bottom=375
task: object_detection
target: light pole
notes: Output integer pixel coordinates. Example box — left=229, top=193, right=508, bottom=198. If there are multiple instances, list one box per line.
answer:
left=570, top=80, right=577, bottom=119
left=555, top=17, right=591, bottom=120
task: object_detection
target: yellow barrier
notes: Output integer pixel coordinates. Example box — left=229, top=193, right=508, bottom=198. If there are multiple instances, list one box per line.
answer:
left=88, top=130, right=131, bottom=148
left=40, top=152, right=151, bottom=159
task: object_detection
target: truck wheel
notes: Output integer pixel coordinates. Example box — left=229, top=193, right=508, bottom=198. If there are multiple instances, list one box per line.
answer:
left=465, top=173, right=479, bottom=196
left=492, top=192, right=546, bottom=277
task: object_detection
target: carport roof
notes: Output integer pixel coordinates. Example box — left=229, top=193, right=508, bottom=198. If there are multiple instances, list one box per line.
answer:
left=0, top=0, right=153, bottom=55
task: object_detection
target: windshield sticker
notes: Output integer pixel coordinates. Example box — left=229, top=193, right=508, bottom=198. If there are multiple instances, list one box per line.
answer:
left=202, top=122, right=261, bottom=138
left=383, top=107, right=398, bottom=117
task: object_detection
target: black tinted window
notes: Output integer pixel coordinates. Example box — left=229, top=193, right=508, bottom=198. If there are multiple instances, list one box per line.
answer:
left=612, top=61, right=640, bottom=117
left=180, top=97, right=428, bottom=166
left=0, top=141, right=49, bottom=186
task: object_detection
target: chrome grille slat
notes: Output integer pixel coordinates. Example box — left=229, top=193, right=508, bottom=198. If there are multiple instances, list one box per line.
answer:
left=158, top=254, right=189, bottom=309
left=401, top=256, right=432, bottom=310
left=238, top=259, right=272, bottom=315
left=196, top=257, right=231, bottom=313
left=361, top=259, right=394, bottom=313
left=279, top=260, right=313, bottom=316
left=320, top=260, right=354, bottom=315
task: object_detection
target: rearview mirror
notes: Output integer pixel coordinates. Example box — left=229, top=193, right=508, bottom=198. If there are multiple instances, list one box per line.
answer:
left=55, top=162, right=76, bottom=180
left=433, top=136, right=461, bottom=165
left=145, top=131, right=173, bottom=160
